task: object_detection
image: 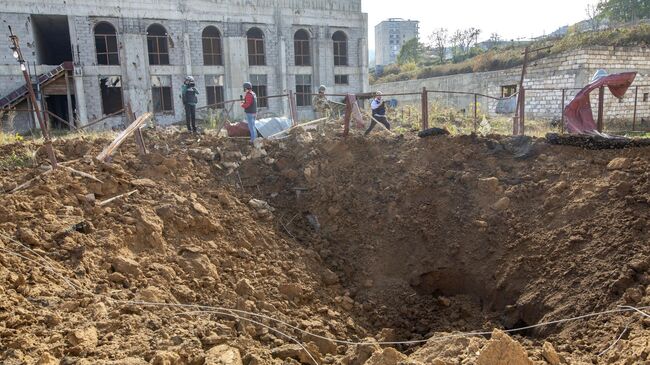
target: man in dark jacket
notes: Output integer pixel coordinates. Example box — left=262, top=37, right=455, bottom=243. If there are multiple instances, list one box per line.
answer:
left=240, top=82, right=258, bottom=143
left=365, top=91, right=391, bottom=135
left=182, top=76, right=199, bottom=132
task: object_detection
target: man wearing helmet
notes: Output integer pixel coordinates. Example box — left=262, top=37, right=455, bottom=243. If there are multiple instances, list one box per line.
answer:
left=240, top=82, right=258, bottom=142
left=366, top=91, right=391, bottom=135
left=181, top=76, right=199, bottom=133
left=312, top=85, right=332, bottom=119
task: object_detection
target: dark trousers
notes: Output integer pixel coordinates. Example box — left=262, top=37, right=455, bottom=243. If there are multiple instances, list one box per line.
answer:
left=185, top=103, right=196, bottom=131
left=365, top=115, right=391, bottom=135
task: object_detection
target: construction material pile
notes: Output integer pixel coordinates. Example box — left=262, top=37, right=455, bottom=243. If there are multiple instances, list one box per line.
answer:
left=0, top=127, right=649, bottom=365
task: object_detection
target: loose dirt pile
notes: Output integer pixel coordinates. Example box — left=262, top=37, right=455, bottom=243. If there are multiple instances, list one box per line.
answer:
left=0, top=127, right=649, bottom=365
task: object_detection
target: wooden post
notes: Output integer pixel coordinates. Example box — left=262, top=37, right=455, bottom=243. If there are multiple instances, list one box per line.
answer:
left=597, top=86, right=605, bottom=132
left=519, top=87, right=526, bottom=135
left=127, top=104, right=147, bottom=156
left=421, top=87, right=428, bottom=131
left=64, top=72, right=74, bottom=130
left=560, top=89, right=566, bottom=134
left=342, top=94, right=354, bottom=137
left=288, top=90, right=298, bottom=126
left=473, top=93, right=478, bottom=133
left=633, top=86, right=638, bottom=131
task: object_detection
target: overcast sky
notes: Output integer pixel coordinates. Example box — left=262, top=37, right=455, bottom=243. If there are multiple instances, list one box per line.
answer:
left=362, top=0, right=599, bottom=50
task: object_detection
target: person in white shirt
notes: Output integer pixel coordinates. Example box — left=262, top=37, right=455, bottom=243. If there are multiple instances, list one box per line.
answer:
left=366, top=91, right=391, bottom=135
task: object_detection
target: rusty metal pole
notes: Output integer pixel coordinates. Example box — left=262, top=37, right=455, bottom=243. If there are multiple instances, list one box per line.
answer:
left=288, top=90, right=298, bottom=126
left=421, top=87, right=429, bottom=131
left=473, top=93, right=478, bottom=133
left=342, top=94, right=353, bottom=137
left=8, top=26, right=57, bottom=168
left=597, top=86, right=605, bottom=132
left=560, top=89, right=566, bottom=134
left=633, top=86, right=638, bottom=131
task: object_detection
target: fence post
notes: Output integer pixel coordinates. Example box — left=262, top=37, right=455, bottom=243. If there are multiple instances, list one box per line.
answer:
left=560, top=89, right=566, bottom=134
left=597, top=86, right=605, bottom=132
left=633, top=86, right=638, bottom=131
left=519, top=87, right=526, bottom=135
left=342, top=94, right=353, bottom=137
left=473, top=93, right=478, bottom=133
left=288, top=90, right=298, bottom=126
left=421, top=86, right=428, bottom=130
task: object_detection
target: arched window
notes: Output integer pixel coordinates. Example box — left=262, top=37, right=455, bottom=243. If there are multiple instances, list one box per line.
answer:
left=94, top=22, right=119, bottom=65
left=247, top=27, right=265, bottom=66
left=147, top=24, right=169, bottom=65
left=332, top=31, right=348, bottom=66
left=294, top=29, right=310, bottom=66
left=202, top=26, right=223, bottom=66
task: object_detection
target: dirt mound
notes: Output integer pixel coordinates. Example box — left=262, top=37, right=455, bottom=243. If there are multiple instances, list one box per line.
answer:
left=1, top=128, right=649, bottom=365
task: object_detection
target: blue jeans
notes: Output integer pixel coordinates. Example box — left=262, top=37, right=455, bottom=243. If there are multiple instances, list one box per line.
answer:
left=245, top=113, right=257, bottom=142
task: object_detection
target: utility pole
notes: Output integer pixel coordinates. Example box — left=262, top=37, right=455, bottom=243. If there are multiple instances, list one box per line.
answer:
left=8, top=26, right=57, bottom=168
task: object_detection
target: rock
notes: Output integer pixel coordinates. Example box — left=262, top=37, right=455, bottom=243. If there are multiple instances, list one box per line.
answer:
left=67, top=326, right=98, bottom=352
left=178, top=249, right=220, bottom=280
left=542, top=341, right=561, bottom=365
left=109, top=272, right=128, bottom=285
left=136, top=286, right=168, bottom=302
left=189, top=147, right=216, bottom=161
left=491, top=197, right=511, bottom=212
left=303, top=332, right=338, bottom=355
left=476, top=329, right=533, bottom=365
left=363, top=347, right=407, bottom=365
left=36, top=352, right=58, bottom=365
left=235, top=279, right=255, bottom=297
left=193, top=202, right=210, bottom=215
left=607, top=157, right=631, bottom=170
left=84, top=193, right=96, bottom=204
left=150, top=351, right=181, bottom=365
left=478, top=177, right=501, bottom=194
left=279, top=283, right=303, bottom=300
left=321, top=269, right=339, bottom=285
left=112, top=256, right=142, bottom=278
left=343, top=340, right=381, bottom=365
left=271, top=344, right=321, bottom=365
left=205, top=345, right=243, bottom=365
left=131, top=178, right=157, bottom=188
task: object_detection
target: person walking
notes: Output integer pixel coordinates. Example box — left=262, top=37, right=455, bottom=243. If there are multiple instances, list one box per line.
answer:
left=365, top=91, right=391, bottom=135
left=181, top=76, right=199, bottom=133
left=312, top=85, right=332, bottom=119
left=240, top=82, right=258, bottom=143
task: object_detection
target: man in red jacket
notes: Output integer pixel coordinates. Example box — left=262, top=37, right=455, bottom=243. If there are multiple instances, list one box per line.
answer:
left=240, top=82, right=258, bottom=143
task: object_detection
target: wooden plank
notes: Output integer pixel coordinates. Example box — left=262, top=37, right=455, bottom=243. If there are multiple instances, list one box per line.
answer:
left=96, top=112, right=152, bottom=162
left=97, top=190, right=138, bottom=206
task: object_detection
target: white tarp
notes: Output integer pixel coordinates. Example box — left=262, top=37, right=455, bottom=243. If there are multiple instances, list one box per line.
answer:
left=255, top=117, right=292, bottom=138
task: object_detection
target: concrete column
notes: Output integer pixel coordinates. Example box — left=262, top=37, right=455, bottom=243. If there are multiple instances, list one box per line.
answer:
left=279, top=37, right=289, bottom=116
left=315, top=28, right=334, bottom=91
left=360, top=37, right=369, bottom=93
left=73, top=70, right=88, bottom=125
left=223, top=36, right=248, bottom=119
left=121, top=33, right=151, bottom=117
left=183, top=32, right=192, bottom=77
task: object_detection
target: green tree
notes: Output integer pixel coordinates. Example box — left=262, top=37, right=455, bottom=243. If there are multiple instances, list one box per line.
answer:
left=397, top=38, right=425, bottom=64
left=597, top=0, right=650, bottom=23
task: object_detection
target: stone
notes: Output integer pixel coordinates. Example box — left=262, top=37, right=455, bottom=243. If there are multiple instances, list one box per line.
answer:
left=193, top=202, right=210, bottom=215
left=112, top=256, right=142, bottom=278
left=66, top=326, right=98, bottom=352
left=189, top=148, right=216, bottom=161
left=130, top=178, right=157, bottom=188
left=271, top=344, right=321, bottom=365
left=279, top=283, right=303, bottom=300
left=607, top=158, right=631, bottom=170
left=36, top=352, right=58, bottom=365
left=235, top=278, right=255, bottom=297
left=150, top=351, right=181, bottom=365
left=542, top=341, right=561, bottom=365
left=303, top=332, right=338, bottom=355
left=478, top=177, right=501, bottom=194
left=205, top=345, right=243, bottom=365
left=363, top=347, right=407, bottom=365
left=321, top=269, right=339, bottom=285
left=491, top=197, right=511, bottom=212
left=476, top=329, right=533, bottom=365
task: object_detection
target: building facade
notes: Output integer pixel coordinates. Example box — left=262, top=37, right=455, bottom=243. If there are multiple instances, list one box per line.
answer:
left=0, top=0, right=369, bottom=132
left=374, top=18, right=419, bottom=67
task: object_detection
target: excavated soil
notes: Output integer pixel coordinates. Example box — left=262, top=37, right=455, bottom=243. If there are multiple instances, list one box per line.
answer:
left=0, top=126, right=649, bottom=365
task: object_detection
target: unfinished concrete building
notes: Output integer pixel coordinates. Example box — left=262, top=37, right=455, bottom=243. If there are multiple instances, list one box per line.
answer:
left=0, top=0, right=369, bottom=132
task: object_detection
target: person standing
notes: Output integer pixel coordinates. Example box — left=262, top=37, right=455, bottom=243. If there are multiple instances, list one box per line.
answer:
left=240, top=82, right=258, bottom=143
left=365, top=91, right=391, bottom=135
left=181, top=76, right=199, bottom=133
left=312, top=85, right=332, bottom=119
